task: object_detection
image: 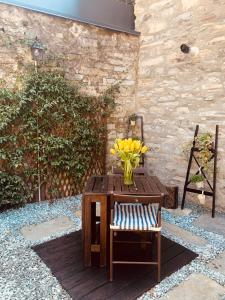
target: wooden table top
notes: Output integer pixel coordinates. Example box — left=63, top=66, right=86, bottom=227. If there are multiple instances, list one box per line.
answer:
left=84, top=174, right=168, bottom=196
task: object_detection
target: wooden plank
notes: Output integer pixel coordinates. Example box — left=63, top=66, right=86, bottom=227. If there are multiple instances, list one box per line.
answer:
left=82, top=243, right=187, bottom=300
left=68, top=269, right=108, bottom=299
left=142, top=176, right=155, bottom=194
left=102, top=175, right=108, bottom=193
left=152, top=176, right=168, bottom=195
left=146, top=176, right=161, bottom=194
left=107, top=175, right=114, bottom=194
left=86, top=174, right=168, bottom=196
left=32, top=231, right=197, bottom=300
left=93, top=176, right=103, bottom=193
left=108, top=250, right=196, bottom=300
left=132, top=176, right=143, bottom=193
left=85, top=176, right=95, bottom=193
left=114, top=175, right=122, bottom=193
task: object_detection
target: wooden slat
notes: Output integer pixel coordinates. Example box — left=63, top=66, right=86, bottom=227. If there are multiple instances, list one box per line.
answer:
left=107, top=175, right=114, bottom=194
left=85, top=177, right=95, bottom=193
left=85, top=175, right=168, bottom=196
left=114, top=175, right=122, bottom=193
left=93, top=176, right=104, bottom=193
left=134, top=176, right=145, bottom=193
left=33, top=231, right=197, bottom=300
left=152, top=176, right=168, bottom=195
left=146, top=176, right=161, bottom=194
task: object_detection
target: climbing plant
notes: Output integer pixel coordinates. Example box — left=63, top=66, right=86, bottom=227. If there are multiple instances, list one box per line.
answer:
left=0, top=69, right=119, bottom=206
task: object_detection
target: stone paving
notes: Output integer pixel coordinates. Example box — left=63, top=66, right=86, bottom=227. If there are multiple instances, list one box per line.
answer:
left=162, top=220, right=207, bottom=246
left=194, top=213, right=225, bottom=237
left=208, top=251, right=225, bottom=276
left=21, top=216, right=74, bottom=241
left=159, top=273, right=225, bottom=300
left=1, top=198, right=225, bottom=299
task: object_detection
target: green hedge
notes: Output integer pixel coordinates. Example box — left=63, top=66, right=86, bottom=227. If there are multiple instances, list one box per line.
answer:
left=0, top=69, right=119, bottom=207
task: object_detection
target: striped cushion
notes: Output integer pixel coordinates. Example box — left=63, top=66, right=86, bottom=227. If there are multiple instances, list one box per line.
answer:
left=112, top=203, right=159, bottom=230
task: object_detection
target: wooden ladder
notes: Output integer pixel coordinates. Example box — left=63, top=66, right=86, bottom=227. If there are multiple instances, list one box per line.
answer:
left=181, top=125, right=219, bottom=218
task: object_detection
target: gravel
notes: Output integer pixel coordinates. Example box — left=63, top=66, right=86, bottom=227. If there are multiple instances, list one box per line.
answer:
left=0, top=197, right=225, bottom=300
left=0, top=196, right=81, bottom=300
left=139, top=202, right=225, bottom=300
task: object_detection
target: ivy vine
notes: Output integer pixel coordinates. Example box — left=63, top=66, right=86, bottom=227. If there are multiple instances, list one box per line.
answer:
left=0, top=69, right=119, bottom=207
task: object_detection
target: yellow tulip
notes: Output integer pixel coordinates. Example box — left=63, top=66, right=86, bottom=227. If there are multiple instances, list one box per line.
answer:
left=118, top=141, right=124, bottom=150
left=127, top=138, right=132, bottom=145
left=114, top=143, right=118, bottom=150
left=130, top=143, right=135, bottom=152
left=134, top=140, right=141, bottom=151
left=141, top=146, right=148, bottom=153
left=110, top=148, right=116, bottom=155
left=124, top=145, right=130, bottom=152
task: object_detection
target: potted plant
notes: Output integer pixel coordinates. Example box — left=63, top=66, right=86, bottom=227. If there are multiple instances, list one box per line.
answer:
left=190, top=174, right=204, bottom=188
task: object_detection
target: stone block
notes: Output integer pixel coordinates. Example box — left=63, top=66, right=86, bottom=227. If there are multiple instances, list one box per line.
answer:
left=162, top=221, right=207, bottom=246
left=194, top=213, right=225, bottom=236
left=208, top=250, right=225, bottom=276
left=159, top=273, right=225, bottom=300
left=21, top=216, right=74, bottom=241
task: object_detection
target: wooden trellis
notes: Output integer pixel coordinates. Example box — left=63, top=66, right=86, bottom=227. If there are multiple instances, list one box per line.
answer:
left=43, top=157, right=105, bottom=201
left=181, top=125, right=219, bottom=218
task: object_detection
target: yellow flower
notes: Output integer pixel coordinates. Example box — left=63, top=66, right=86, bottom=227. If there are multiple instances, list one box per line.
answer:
left=127, top=138, right=132, bottom=145
left=110, top=148, right=116, bottom=155
left=124, top=144, right=130, bottom=152
left=141, top=145, right=148, bottom=153
left=118, top=140, right=124, bottom=150
left=114, top=143, right=118, bottom=150
left=134, top=140, right=141, bottom=151
left=130, top=142, right=135, bottom=152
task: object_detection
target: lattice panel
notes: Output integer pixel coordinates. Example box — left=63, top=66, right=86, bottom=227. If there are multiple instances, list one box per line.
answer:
left=44, top=151, right=106, bottom=201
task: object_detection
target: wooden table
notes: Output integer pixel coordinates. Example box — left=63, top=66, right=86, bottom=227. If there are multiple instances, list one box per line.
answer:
left=82, top=175, right=168, bottom=267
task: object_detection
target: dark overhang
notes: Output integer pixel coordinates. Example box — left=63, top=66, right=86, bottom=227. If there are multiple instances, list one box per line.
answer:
left=0, top=0, right=139, bottom=35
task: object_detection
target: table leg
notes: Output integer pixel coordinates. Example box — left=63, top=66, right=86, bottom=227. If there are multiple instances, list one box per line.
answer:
left=91, top=202, right=96, bottom=243
left=99, top=195, right=107, bottom=267
left=83, top=196, right=92, bottom=267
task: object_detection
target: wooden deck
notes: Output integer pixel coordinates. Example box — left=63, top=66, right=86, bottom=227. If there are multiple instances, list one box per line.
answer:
left=33, top=231, right=197, bottom=300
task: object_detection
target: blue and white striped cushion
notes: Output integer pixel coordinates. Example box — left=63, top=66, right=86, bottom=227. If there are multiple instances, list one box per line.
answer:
left=113, top=203, right=158, bottom=230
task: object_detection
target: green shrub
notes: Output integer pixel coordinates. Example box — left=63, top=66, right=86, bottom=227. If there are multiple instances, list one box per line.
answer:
left=0, top=69, right=119, bottom=206
left=0, top=172, right=27, bottom=206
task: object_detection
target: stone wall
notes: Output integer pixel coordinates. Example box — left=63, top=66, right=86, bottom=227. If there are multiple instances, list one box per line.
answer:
left=1, top=1, right=225, bottom=212
left=0, top=3, right=139, bottom=169
left=134, top=0, right=225, bottom=211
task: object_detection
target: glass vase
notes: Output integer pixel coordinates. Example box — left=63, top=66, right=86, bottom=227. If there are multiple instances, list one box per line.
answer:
left=123, top=159, right=134, bottom=185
